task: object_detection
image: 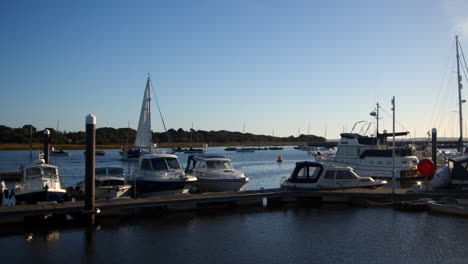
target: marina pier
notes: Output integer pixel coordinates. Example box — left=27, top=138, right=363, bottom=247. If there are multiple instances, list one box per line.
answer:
left=1, top=187, right=468, bottom=225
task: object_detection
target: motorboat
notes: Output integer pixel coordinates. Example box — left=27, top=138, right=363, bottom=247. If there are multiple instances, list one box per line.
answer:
left=431, top=156, right=468, bottom=189
left=236, top=148, right=256, bottom=153
left=49, top=147, right=71, bottom=156
left=224, top=147, right=237, bottom=151
left=268, top=146, right=284, bottom=150
left=185, top=155, right=249, bottom=192
left=14, top=159, right=67, bottom=204
left=132, top=153, right=196, bottom=197
left=94, top=167, right=131, bottom=200
left=183, top=148, right=205, bottom=154
left=281, top=161, right=387, bottom=190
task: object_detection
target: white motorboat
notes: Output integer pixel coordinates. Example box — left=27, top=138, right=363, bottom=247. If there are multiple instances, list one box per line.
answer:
left=14, top=159, right=67, bottom=204
left=132, top=153, right=196, bottom=197
left=314, top=104, right=420, bottom=180
left=95, top=167, right=131, bottom=200
left=185, top=155, right=249, bottom=192
left=281, top=161, right=387, bottom=190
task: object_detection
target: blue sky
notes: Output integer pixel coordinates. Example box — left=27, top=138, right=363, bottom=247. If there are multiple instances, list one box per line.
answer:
left=1, top=0, right=468, bottom=139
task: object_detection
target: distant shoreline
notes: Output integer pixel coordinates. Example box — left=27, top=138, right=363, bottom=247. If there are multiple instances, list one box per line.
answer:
left=0, top=142, right=309, bottom=150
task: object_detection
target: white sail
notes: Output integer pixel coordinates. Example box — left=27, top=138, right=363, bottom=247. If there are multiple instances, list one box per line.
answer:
left=134, top=77, right=153, bottom=149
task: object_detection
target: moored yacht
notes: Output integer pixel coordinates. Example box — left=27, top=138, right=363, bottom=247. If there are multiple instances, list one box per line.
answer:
left=281, top=161, right=387, bottom=190
left=133, top=153, right=196, bottom=197
left=315, top=132, right=419, bottom=179
left=14, top=159, right=67, bottom=204
left=185, top=155, right=249, bottom=192
left=95, top=167, right=131, bottom=200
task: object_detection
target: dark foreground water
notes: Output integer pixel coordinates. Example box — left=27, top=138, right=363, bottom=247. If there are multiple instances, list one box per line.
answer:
left=1, top=206, right=468, bottom=264
left=1, top=147, right=467, bottom=263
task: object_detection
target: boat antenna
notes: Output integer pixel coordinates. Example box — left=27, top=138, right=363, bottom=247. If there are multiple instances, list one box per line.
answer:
left=456, top=35, right=465, bottom=152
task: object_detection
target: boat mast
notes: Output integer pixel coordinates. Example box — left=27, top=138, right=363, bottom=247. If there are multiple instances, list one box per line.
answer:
left=456, top=35, right=464, bottom=152
left=148, top=75, right=152, bottom=151
left=391, top=97, right=396, bottom=194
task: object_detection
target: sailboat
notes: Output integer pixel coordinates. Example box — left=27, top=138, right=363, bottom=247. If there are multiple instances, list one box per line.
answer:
left=130, top=75, right=197, bottom=196
left=123, top=76, right=155, bottom=160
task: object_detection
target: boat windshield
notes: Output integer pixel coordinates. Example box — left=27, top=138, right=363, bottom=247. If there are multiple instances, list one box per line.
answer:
left=206, top=160, right=233, bottom=170
left=42, top=167, right=58, bottom=179
left=25, top=167, right=42, bottom=179
left=166, top=158, right=181, bottom=170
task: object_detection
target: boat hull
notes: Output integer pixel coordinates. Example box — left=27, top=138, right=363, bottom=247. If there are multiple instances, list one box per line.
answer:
left=134, top=179, right=192, bottom=197
left=281, top=181, right=387, bottom=191
left=95, top=186, right=131, bottom=200
left=428, top=202, right=468, bottom=216
left=15, top=190, right=67, bottom=205
left=193, top=178, right=249, bottom=193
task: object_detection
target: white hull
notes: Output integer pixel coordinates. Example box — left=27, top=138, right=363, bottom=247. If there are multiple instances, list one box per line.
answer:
left=319, top=159, right=418, bottom=179
left=95, top=186, right=131, bottom=200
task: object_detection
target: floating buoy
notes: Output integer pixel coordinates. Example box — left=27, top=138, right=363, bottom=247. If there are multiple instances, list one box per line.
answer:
left=277, top=156, right=283, bottom=163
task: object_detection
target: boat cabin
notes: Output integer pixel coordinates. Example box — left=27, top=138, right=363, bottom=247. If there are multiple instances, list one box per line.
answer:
left=288, top=161, right=324, bottom=183
left=140, top=154, right=182, bottom=171
left=448, top=156, right=468, bottom=185
left=185, top=155, right=231, bottom=174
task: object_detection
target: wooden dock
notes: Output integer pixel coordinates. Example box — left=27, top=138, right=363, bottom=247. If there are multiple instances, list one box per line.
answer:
left=1, top=188, right=468, bottom=225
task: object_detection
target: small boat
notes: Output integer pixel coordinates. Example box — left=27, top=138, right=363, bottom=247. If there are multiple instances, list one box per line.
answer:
left=83, top=150, right=107, bottom=156
left=132, top=153, right=197, bottom=197
left=183, top=148, right=205, bottom=154
left=49, top=147, right=71, bottom=156
left=94, top=167, right=131, bottom=200
left=281, top=161, right=387, bottom=190
left=224, top=147, right=237, bottom=151
left=393, top=200, right=428, bottom=211
left=236, top=148, right=256, bottom=153
left=14, top=159, right=67, bottom=204
left=428, top=200, right=468, bottom=216
left=268, top=146, right=284, bottom=150
left=185, top=155, right=249, bottom=192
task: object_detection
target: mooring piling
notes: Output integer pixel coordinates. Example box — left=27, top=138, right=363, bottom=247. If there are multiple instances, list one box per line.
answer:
left=43, top=129, right=50, bottom=164
left=84, top=114, right=96, bottom=223
left=432, top=128, right=437, bottom=169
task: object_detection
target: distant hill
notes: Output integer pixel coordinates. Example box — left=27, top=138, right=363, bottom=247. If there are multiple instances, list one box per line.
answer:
left=0, top=125, right=326, bottom=146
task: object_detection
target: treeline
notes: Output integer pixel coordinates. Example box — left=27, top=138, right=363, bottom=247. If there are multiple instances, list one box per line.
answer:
left=0, top=125, right=326, bottom=145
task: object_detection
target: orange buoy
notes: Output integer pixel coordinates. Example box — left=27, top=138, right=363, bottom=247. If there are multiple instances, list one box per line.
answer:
left=277, top=155, right=283, bottom=163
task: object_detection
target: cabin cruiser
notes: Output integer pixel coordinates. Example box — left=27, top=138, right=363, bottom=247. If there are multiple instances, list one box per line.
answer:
left=281, top=161, right=387, bottom=190
left=14, top=159, right=67, bottom=204
left=95, top=167, right=131, bottom=200
left=431, top=156, right=468, bottom=189
left=185, top=155, right=249, bottom=192
left=314, top=132, right=419, bottom=180
left=132, top=153, right=196, bottom=197
left=49, top=147, right=71, bottom=156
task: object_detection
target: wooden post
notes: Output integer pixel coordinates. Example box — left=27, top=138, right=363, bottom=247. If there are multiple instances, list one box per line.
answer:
left=432, top=128, right=437, bottom=169
left=85, top=114, right=96, bottom=223
left=43, top=129, right=50, bottom=164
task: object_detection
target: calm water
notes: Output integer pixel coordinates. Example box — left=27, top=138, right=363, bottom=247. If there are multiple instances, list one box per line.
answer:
left=1, top=147, right=468, bottom=264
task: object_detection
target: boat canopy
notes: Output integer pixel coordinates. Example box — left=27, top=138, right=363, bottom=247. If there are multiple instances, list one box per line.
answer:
left=288, top=161, right=324, bottom=183
left=185, top=154, right=228, bottom=174
left=449, top=156, right=468, bottom=181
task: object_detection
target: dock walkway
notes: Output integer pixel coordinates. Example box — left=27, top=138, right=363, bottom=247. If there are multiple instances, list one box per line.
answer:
left=1, top=188, right=468, bottom=224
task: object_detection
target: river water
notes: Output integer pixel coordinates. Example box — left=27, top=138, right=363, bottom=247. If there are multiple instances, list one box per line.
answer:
left=1, top=147, right=467, bottom=264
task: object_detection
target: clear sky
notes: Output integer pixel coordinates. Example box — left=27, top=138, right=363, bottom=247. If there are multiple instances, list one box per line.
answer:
left=1, top=0, right=468, bottom=139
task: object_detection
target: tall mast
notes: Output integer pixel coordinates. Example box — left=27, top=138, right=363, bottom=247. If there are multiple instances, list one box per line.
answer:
left=456, top=35, right=464, bottom=152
